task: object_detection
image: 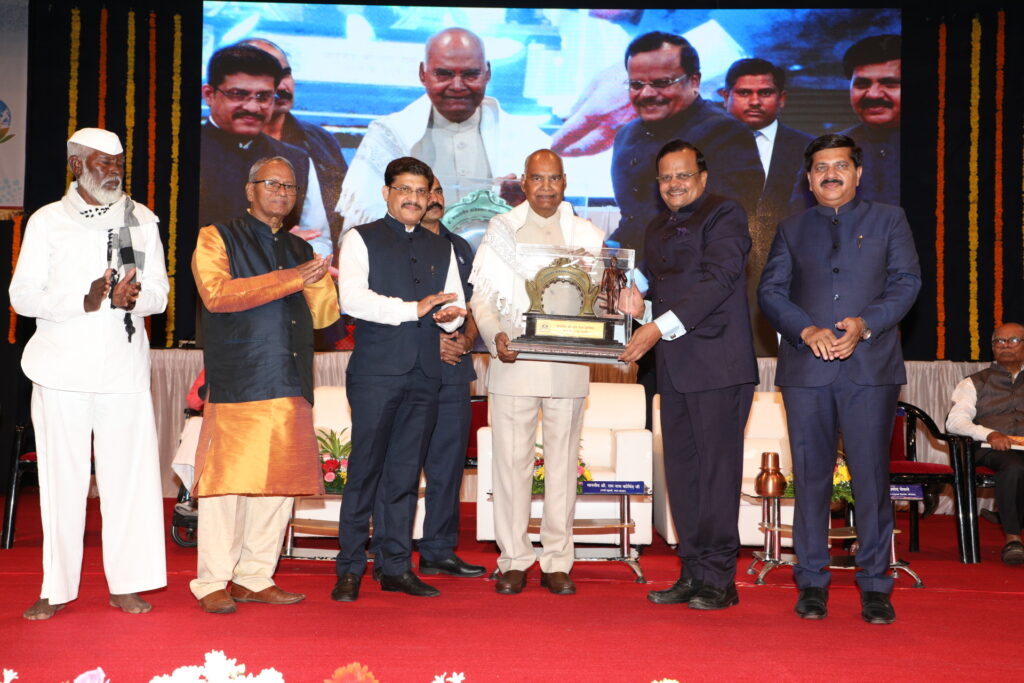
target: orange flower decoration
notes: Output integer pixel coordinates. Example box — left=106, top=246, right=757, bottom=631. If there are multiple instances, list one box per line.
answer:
left=326, top=663, right=379, bottom=683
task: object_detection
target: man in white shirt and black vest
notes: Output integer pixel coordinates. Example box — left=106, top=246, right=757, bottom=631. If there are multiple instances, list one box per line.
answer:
left=332, top=157, right=467, bottom=602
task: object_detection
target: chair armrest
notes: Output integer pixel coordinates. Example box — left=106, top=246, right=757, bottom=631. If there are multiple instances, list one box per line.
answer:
left=612, top=429, right=652, bottom=483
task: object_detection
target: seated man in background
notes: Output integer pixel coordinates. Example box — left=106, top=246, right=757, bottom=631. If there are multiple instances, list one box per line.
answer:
left=946, top=322, right=1024, bottom=566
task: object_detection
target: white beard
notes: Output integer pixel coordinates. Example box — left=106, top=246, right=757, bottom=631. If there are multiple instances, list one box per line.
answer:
left=78, top=170, right=124, bottom=205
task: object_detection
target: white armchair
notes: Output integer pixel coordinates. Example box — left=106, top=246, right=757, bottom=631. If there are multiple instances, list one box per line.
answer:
left=291, top=386, right=428, bottom=539
left=652, top=391, right=795, bottom=547
left=475, top=382, right=653, bottom=547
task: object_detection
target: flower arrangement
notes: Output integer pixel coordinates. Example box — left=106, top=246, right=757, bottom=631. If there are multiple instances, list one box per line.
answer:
left=316, top=428, right=351, bottom=494
left=531, top=444, right=593, bottom=494
left=783, top=452, right=854, bottom=505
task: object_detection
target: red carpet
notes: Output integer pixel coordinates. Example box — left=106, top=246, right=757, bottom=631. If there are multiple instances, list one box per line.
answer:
left=2, top=492, right=1023, bottom=681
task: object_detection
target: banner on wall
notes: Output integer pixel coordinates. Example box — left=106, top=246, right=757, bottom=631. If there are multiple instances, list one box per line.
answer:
left=0, top=0, right=29, bottom=218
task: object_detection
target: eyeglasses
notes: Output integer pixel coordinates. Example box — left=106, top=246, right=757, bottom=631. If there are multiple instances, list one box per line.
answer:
left=655, top=171, right=701, bottom=183
left=250, top=179, right=300, bottom=195
left=275, top=89, right=294, bottom=102
left=991, top=337, right=1023, bottom=346
left=216, top=87, right=276, bottom=104
left=626, top=74, right=689, bottom=92
left=389, top=185, right=430, bottom=197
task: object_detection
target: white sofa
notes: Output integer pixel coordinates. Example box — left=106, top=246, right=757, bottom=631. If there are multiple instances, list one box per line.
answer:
left=475, top=382, right=653, bottom=547
left=652, top=391, right=795, bottom=547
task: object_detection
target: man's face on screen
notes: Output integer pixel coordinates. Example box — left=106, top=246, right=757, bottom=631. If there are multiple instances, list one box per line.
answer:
left=420, top=36, right=491, bottom=124
left=202, top=72, right=276, bottom=137
left=850, top=60, right=901, bottom=128
left=627, top=44, right=700, bottom=122
left=725, top=74, right=786, bottom=130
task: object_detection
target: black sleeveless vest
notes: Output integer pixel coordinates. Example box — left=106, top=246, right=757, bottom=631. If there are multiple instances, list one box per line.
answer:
left=348, top=216, right=452, bottom=379
left=969, top=364, right=1024, bottom=436
left=201, top=212, right=315, bottom=404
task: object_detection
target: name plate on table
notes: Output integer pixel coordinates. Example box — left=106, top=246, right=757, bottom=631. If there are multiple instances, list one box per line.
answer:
left=506, top=244, right=635, bottom=365
left=581, top=480, right=645, bottom=495
left=890, top=483, right=924, bottom=500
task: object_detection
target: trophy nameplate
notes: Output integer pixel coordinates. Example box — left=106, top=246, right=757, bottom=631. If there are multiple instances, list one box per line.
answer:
left=507, top=245, right=635, bottom=364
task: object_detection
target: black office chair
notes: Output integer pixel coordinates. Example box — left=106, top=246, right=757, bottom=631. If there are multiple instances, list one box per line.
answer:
left=2, top=424, right=37, bottom=549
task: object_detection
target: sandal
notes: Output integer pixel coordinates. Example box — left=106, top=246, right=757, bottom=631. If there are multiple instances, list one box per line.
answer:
left=1001, top=540, right=1024, bottom=565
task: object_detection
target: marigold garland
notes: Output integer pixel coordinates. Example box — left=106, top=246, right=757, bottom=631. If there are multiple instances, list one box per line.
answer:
left=935, top=22, right=947, bottom=359
left=967, top=17, right=981, bottom=360
left=65, top=8, right=81, bottom=189
left=98, top=7, right=108, bottom=128
left=8, top=213, right=24, bottom=343
left=164, top=13, right=183, bottom=347
left=124, top=10, right=136, bottom=196
left=146, top=11, right=157, bottom=210
left=992, top=10, right=1005, bottom=326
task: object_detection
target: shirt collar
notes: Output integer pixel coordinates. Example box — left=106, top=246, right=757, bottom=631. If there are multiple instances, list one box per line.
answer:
left=385, top=212, right=419, bottom=234
left=814, top=196, right=862, bottom=217
left=430, top=105, right=482, bottom=133
left=753, top=118, right=779, bottom=144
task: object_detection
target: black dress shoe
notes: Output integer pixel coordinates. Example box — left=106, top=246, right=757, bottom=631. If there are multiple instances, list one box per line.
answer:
left=794, top=587, right=829, bottom=619
left=420, top=554, right=486, bottom=577
left=861, top=591, right=896, bottom=624
left=647, top=577, right=703, bottom=605
left=495, top=569, right=526, bottom=595
left=372, top=566, right=383, bottom=582
left=380, top=570, right=441, bottom=597
left=540, top=571, right=576, bottom=595
left=688, top=582, right=739, bottom=610
left=330, top=573, right=362, bottom=602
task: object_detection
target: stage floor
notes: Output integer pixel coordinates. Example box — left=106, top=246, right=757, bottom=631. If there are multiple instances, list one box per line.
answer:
left=2, top=493, right=1022, bottom=681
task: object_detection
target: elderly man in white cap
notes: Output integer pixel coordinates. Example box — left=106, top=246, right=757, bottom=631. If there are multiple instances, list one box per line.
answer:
left=9, top=127, right=169, bottom=620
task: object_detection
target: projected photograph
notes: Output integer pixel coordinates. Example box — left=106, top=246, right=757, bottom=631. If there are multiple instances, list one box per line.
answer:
left=199, top=4, right=900, bottom=253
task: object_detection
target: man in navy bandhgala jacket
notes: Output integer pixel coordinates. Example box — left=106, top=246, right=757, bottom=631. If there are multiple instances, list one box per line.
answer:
left=758, top=133, right=920, bottom=625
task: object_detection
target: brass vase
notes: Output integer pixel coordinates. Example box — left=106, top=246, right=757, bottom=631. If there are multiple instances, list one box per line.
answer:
left=755, top=451, right=788, bottom=498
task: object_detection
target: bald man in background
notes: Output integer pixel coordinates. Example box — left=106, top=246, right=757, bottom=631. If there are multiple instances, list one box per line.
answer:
left=337, top=27, right=550, bottom=229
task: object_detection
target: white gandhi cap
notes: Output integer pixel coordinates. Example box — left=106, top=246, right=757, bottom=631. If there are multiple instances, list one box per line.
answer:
left=68, top=127, right=124, bottom=155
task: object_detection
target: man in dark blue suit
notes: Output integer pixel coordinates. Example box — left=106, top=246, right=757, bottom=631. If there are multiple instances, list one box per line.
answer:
left=609, top=32, right=763, bottom=254
left=758, top=134, right=920, bottom=624
left=620, top=140, right=758, bottom=610
left=720, top=58, right=814, bottom=355
left=331, top=157, right=467, bottom=602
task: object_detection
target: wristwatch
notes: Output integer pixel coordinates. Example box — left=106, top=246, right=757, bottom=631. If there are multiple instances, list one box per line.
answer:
left=859, top=317, right=871, bottom=340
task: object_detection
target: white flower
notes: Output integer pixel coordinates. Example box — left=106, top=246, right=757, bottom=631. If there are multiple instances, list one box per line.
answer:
left=447, top=674, right=466, bottom=683
left=3, top=670, right=19, bottom=683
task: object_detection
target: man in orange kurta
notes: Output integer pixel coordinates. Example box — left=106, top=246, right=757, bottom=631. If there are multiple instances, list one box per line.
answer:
left=189, top=155, right=339, bottom=614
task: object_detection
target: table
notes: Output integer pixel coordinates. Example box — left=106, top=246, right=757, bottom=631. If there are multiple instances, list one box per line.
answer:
left=745, top=494, right=924, bottom=588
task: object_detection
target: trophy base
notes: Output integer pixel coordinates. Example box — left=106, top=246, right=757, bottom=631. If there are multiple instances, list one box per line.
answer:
left=507, top=338, right=626, bottom=365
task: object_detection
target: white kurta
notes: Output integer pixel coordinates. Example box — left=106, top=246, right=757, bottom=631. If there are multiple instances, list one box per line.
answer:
left=469, top=200, right=605, bottom=573
left=9, top=185, right=168, bottom=604
left=336, top=94, right=552, bottom=230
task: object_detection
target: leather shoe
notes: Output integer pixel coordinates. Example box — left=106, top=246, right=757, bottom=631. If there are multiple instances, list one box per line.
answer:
left=1001, top=540, right=1024, bottom=565
left=688, top=582, right=739, bottom=610
left=229, top=584, right=304, bottom=605
left=495, top=569, right=526, bottom=595
left=540, top=571, right=576, bottom=595
left=420, top=554, right=486, bottom=577
left=330, top=573, right=362, bottom=602
left=380, top=570, right=440, bottom=597
left=794, top=587, right=829, bottom=619
left=372, top=566, right=383, bottom=582
left=198, top=589, right=236, bottom=614
left=648, top=577, right=703, bottom=604
left=861, top=591, right=896, bottom=624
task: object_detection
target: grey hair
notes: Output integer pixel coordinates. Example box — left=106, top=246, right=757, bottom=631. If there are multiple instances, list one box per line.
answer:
left=248, top=156, right=294, bottom=182
left=67, top=140, right=91, bottom=165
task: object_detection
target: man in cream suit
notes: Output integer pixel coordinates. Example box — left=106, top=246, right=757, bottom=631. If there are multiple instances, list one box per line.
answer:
left=470, top=149, right=605, bottom=596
